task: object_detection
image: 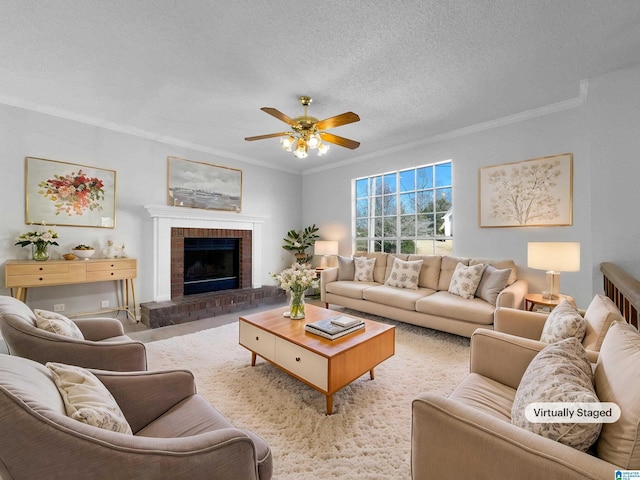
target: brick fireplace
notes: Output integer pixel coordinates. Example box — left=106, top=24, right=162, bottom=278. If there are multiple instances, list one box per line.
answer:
left=140, top=205, right=285, bottom=328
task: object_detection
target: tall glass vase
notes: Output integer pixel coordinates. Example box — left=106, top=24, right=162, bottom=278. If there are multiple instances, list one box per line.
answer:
left=32, top=243, right=50, bottom=261
left=289, top=289, right=306, bottom=319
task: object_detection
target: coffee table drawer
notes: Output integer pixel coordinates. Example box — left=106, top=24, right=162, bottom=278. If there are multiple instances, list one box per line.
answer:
left=239, top=321, right=276, bottom=361
left=275, top=338, right=328, bottom=391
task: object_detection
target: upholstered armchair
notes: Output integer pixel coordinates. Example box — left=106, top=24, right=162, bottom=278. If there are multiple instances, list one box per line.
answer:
left=0, top=295, right=147, bottom=371
left=494, top=294, right=623, bottom=362
left=0, top=354, right=272, bottom=480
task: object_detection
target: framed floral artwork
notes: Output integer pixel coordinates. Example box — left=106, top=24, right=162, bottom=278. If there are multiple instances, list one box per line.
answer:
left=478, top=153, right=573, bottom=227
left=167, top=156, right=242, bottom=212
left=25, top=157, right=116, bottom=228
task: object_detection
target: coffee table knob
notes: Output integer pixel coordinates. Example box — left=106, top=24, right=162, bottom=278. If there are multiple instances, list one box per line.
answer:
left=255, top=336, right=259, bottom=341
left=296, top=357, right=301, bottom=362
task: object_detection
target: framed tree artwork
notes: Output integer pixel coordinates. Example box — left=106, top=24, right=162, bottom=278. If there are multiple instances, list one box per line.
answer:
left=478, top=153, right=573, bottom=227
left=26, top=157, right=116, bottom=228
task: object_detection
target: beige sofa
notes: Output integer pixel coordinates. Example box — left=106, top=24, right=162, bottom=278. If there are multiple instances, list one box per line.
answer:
left=320, top=252, right=527, bottom=337
left=412, top=320, right=640, bottom=479
left=0, top=354, right=272, bottom=480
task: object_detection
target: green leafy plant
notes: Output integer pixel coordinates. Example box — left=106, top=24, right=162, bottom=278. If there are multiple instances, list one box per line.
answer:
left=281, top=224, right=320, bottom=264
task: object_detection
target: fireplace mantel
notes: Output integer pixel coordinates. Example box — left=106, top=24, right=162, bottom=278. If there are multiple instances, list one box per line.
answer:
left=145, top=205, right=266, bottom=302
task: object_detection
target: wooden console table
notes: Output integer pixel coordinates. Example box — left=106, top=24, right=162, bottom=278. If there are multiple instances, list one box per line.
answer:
left=4, top=258, right=137, bottom=320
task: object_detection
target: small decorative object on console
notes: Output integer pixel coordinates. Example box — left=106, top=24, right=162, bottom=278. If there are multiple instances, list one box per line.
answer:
left=72, top=244, right=95, bottom=259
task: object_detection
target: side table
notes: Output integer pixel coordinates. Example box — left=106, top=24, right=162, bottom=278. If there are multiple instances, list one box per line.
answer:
left=524, top=293, right=574, bottom=312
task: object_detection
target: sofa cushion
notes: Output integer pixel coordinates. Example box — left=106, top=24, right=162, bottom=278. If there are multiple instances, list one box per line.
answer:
left=354, top=256, right=376, bottom=282
left=595, top=321, right=640, bottom=469
left=34, top=309, right=84, bottom=340
left=448, top=263, right=486, bottom=300
left=416, top=291, right=495, bottom=325
left=539, top=299, right=586, bottom=344
left=512, top=337, right=601, bottom=452
left=474, top=265, right=511, bottom=306
left=383, top=254, right=409, bottom=282
left=408, top=255, right=442, bottom=290
left=47, top=362, right=133, bottom=435
left=325, top=280, right=378, bottom=300
left=363, top=285, right=434, bottom=311
left=384, top=258, right=423, bottom=290
left=437, top=256, right=470, bottom=291
left=337, top=255, right=355, bottom=281
left=449, top=372, right=515, bottom=422
left=354, top=252, right=388, bottom=283
left=583, top=294, right=622, bottom=351
left=470, top=259, right=518, bottom=286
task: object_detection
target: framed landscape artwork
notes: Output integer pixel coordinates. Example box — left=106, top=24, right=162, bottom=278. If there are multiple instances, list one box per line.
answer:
left=167, top=156, right=242, bottom=212
left=26, top=157, right=116, bottom=228
left=478, top=153, right=573, bottom=227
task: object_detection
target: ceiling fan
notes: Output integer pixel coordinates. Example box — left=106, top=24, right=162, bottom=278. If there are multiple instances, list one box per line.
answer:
left=244, top=96, right=360, bottom=158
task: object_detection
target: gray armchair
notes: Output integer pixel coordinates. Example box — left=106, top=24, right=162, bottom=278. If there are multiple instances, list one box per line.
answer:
left=0, top=295, right=147, bottom=371
left=0, top=354, right=272, bottom=480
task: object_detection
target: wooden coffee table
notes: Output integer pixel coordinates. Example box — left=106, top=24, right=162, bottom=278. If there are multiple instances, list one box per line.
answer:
left=239, top=304, right=395, bottom=414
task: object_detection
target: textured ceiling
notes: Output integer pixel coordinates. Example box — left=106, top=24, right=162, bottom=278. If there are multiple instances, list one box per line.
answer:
left=1, top=0, right=640, bottom=173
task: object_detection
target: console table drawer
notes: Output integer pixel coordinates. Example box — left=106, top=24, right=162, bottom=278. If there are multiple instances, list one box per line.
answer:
left=86, top=260, right=137, bottom=272
left=239, top=321, right=276, bottom=361
left=275, top=338, right=328, bottom=391
left=87, top=268, right=137, bottom=282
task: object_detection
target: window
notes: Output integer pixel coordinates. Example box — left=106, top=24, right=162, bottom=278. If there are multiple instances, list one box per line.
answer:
left=354, top=160, right=452, bottom=255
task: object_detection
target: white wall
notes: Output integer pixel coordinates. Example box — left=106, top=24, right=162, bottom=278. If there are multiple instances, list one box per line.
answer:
left=0, top=104, right=301, bottom=314
left=303, top=63, right=640, bottom=309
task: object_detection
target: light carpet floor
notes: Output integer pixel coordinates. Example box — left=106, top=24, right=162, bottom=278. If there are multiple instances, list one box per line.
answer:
left=145, top=317, right=470, bottom=480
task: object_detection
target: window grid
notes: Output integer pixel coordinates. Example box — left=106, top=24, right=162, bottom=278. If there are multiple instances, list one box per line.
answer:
left=354, top=161, right=452, bottom=255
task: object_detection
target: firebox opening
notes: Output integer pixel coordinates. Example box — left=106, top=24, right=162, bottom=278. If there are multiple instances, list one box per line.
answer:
left=183, top=237, right=240, bottom=295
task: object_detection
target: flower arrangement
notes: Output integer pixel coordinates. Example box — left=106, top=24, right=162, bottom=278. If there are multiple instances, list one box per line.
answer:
left=270, top=263, right=318, bottom=319
left=38, top=169, right=105, bottom=216
left=281, top=224, right=319, bottom=264
left=15, top=226, right=59, bottom=261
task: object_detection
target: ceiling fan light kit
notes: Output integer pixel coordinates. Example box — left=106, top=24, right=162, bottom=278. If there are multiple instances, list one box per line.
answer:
left=245, top=96, right=360, bottom=159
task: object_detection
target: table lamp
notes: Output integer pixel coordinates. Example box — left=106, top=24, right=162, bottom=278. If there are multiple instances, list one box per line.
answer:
left=527, top=242, right=580, bottom=299
left=314, top=241, right=339, bottom=269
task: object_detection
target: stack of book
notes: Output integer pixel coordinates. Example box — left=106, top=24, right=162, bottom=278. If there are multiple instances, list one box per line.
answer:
left=305, top=316, right=365, bottom=340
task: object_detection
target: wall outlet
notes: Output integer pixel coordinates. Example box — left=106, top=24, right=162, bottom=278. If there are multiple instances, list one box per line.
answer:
left=101, top=300, right=110, bottom=308
left=53, top=304, right=65, bottom=312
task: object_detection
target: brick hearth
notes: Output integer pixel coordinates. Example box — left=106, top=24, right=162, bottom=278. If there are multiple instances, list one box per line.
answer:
left=140, top=286, right=286, bottom=329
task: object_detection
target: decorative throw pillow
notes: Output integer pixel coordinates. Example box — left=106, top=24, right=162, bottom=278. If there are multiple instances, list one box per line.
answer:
left=448, top=263, right=486, bottom=299
left=337, top=255, right=355, bottom=281
left=540, top=299, right=586, bottom=344
left=353, top=256, right=376, bottom=282
left=475, top=265, right=512, bottom=305
left=47, top=362, right=133, bottom=435
left=384, top=258, right=423, bottom=290
left=34, top=309, right=84, bottom=340
left=511, top=337, right=602, bottom=451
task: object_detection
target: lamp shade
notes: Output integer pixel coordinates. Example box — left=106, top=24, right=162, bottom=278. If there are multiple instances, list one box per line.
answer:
left=527, top=242, right=580, bottom=272
left=314, top=241, right=339, bottom=256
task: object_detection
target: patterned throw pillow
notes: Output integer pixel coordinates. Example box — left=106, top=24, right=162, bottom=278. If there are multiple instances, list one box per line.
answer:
left=511, top=337, right=602, bottom=451
left=34, top=309, right=84, bottom=340
left=448, top=263, right=486, bottom=299
left=47, top=362, right=133, bottom=435
left=540, top=299, right=586, bottom=344
left=384, top=258, right=423, bottom=290
left=353, top=256, right=376, bottom=282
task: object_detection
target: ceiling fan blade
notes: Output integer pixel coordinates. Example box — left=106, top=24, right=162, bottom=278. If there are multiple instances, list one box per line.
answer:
left=244, top=132, right=289, bottom=141
left=319, top=132, right=360, bottom=149
left=315, top=112, right=360, bottom=130
left=261, top=107, right=299, bottom=127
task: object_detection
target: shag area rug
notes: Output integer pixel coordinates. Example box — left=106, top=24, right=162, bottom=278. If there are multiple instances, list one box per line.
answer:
left=145, top=314, right=470, bottom=480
